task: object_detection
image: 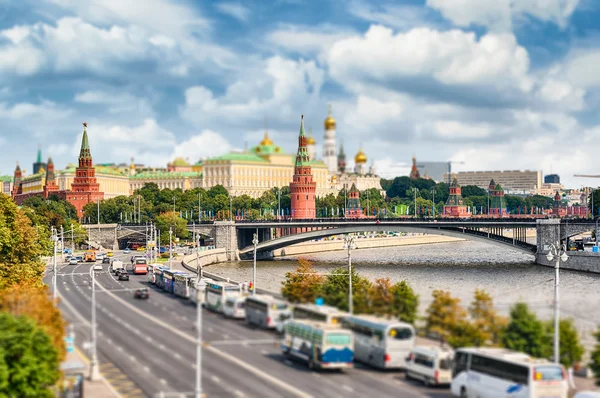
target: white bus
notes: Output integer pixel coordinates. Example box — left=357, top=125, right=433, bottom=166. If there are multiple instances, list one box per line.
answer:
left=292, top=303, right=349, bottom=325
left=342, top=315, right=415, bottom=369
left=245, top=294, right=290, bottom=329
left=451, top=348, right=568, bottom=398
left=189, top=277, right=214, bottom=305
left=223, top=296, right=246, bottom=319
left=282, top=320, right=354, bottom=370
left=205, top=281, right=242, bottom=313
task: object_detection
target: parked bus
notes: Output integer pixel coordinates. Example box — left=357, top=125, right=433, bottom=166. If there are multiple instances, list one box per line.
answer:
left=281, top=320, right=354, bottom=370
left=223, top=296, right=246, bottom=319
left=451, top=348, right=568, bottom=398
left=342, top=315, right=415, bottom=369
left=84, top=251, right=96, bottom=262
left=132, top=257, right=148, bottom=275
left=154, top=266, right=169, bottom=288
left=292, top=303, right=349, bottom=325
left=245, top=294, right=291, bottom=329
left=162, top=270, right=185, bottom=294
left=147, top=264, right=162, bottom=284
left=205, top=281, right=242, bottom=313
left=190, top=277, right=214, bottom=305
left=173, top=273, right=196, bottom=298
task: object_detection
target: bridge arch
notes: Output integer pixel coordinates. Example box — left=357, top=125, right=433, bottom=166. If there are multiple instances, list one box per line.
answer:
left=239, top=225, right=537, bottom=259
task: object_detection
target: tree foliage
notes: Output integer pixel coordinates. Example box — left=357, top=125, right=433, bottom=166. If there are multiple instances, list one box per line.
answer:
left=425, top=290, right=475, bottom=348
left=321, top=267, right=371, bottom=313
left=154, top=211, right=189, bottom=244
left=545, top=318, right=584, bottom=368
left=281, top=258, right=325, bottom=303
left=0, top=312, right=61, bottom=397
left=389, top=280, right=419, bottom=324
left=0, top=194, right=47, bottom=289
left=502, top=302, right=550, bottom=358
left=590, top=326, right=600, bottom=386
left=469, top=289, right=507, bottom=346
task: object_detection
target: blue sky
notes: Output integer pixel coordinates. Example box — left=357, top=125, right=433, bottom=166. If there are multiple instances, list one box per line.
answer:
left=0, top=0, right=599, bottom=187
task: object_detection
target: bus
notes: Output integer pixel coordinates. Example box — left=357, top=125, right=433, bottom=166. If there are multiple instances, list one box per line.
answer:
left=451, top=348, right=568, bottom=398
left=292, top=303, right=349, bottom=325
left=147, top=264, right=162, bottom=284
left=154, top=266, right=169, bottom=288
left=245, top=294, right=291, bottom=329
left=342, top=315, right=415, bottom=369
left=84, top=251, right=96, bottom=262
left=132, top=257, right=148, bottom=275
left=281, top=320, right=354, bottom=370
left=162, top=270, right=185, bottom=294
left=205, top=281, right=242, bottom=313
left=190, top=277, right=214, bottom=305
left=173, top=273, right=196, bottom=298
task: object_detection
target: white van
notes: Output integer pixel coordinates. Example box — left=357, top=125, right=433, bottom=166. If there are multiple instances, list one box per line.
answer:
left=223, top=296, right=246, bottom=319
left=405, top=346, right=454, bottom=386
left=110, top=260, right=124, bottom=274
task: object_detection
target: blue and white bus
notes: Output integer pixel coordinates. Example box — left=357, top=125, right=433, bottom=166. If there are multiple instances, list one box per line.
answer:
left=342, top=315, right=415, bottom=369
left=245, top=295, right=290, bottom=329
left=154, top=266, right=169, bottom=289
left=204, top=281, right=242, bottom=313
left=162, top=270, right=185, bottom=294
left=282, top=320, right=354, bottom=370
left=451, top=348, right=568, bottom=398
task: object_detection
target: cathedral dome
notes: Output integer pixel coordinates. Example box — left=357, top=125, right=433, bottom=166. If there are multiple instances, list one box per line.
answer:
left=324, top=104, right=336, bottom=130
left=355, top=148, right=367, bottom=164
left=172, top=157, right=190, bottom=167
left=260, top=132, right=273, bottom=146
left=306, top=135, right=316, bottom=145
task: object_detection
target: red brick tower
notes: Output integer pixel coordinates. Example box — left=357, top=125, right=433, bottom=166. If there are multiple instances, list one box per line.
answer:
left=65, top=123, right=104, bottom=218
left=409, top=156, right=420, bottom=179
left=290, top=115, right=316, bottom=219
left=443, top=176, right=471, bottom=217
left=11, top=162, right=22, bottom=198
left=44, top=157, right=59, bottom=196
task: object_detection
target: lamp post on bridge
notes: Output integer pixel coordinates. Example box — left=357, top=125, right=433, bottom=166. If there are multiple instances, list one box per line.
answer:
left=343, top=234, right=356, bottom=314
left=252, top=232, right=259, bottom=295
left=169, top=227, right=173, bottom=270
left=546, top=243, right=568, bottom=364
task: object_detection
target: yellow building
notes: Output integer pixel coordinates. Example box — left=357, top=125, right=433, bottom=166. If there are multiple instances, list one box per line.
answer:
left=202, top=132, right=329, bottom=198
left=129, top=171, right=202, bottom=192
left=57, top=164, right=130, bottom=199
left=20, top=168, right=46, bottom=194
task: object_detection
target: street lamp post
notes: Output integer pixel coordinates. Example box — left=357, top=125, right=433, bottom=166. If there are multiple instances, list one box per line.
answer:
left=195, top=282, right=203, bottom=398
left=51, top=228, right=58, bottom=301
left=414, top=188, right=419, bottom=218
left=546, top=243, right=568, bottom=364
left=343, top=234, right=356, bottom=314
left=252, top=232, right=259, bottom=295
left=169, top=227, right=173, bottom=270
left=90, top=264, right=100, bottom=380
left=278, top=188, right=281, bottom=220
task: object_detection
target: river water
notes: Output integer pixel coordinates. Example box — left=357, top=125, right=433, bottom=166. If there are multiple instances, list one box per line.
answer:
left=208, top=240, right=600, bottom=350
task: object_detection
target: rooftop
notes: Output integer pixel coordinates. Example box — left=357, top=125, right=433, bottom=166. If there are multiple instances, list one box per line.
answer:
left=207, top=152, right=269, bottom=163
left=130, top=171, right=202, bottom=179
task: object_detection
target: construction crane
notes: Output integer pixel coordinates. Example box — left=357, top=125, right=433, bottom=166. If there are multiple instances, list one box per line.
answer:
left=574, top=174, right=600, bottom=178
left=447, top=161, right=465, bottom=184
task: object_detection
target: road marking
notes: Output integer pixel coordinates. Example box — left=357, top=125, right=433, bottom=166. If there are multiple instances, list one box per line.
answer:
left=106, top=338, right=112, bottom=343
left=143, top=366, right=150, bottom=372
left=159, top=344, right=166, bottom=350
left=342, top=385, right=354, bottom=392
left=173, top=353, right=182, bottom=360
left=261, top=349, right=269, bottom=355
left=283, top=359, right=293, bottom=366
left=93, top=278, right=313, bottom=398
left=145, top=336, right=152, bottom=342
left=211, top=375, right=221, bottom=383
left=117, top=346, right=123, bottom=352
left=129, top=355, right=136, bottom=361
left=160, top=378, right=167, bottom=385
left=234, top=390, right=245, bottom=397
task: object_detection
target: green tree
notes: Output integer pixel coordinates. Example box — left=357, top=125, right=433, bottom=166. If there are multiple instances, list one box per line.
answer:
left=321, top=267, right=372, bottom=313
left=389, top=280, right=419, bottom=324
left=461, top=185, right=487, bottom=197
left=154, top=211, right=189, bottom=244
left=281, top=258, right=325, bottom=303
left=502, top=302, right=550, bottom=358
left=589, top=189, right=600, bottom=216
left=0, top=194, right=47, bottom=289
left=469, top=289, right=507, bottom=346
left=0, top=312, right=61, bottom=397
left=135, top=182, right=161, bottom=205
left=386, top=176, right=412, bottom=199
left=545, top=319, right=584, bottom=368
left=425, top=290, right=473, bottom=347
left=505, top=195, right=526, bottom=214
left=207, top=185, right=228, bottom=198
left=590, top=326, right=600, bottom=386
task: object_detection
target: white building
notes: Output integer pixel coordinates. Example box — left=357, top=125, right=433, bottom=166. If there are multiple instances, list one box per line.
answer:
left=322, top=105, right=337, bottom=174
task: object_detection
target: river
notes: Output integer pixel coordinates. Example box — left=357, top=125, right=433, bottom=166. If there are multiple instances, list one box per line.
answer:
left=207, top=240, right=600, bottom=350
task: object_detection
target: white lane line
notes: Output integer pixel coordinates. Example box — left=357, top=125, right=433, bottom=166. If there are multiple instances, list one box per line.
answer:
left=159, top=344, right=166, bottom=350
left=234, top=391, right=245, bottom=397
left=145, top=336, right=152, bottom=342
left=160, top=378, right=167, bottom=385
left=129, top=355, right=136, bottom=361
left=261, top=349, right=269, bottom=355
left=211, top=375, right=221, bottom=383
left=117, top=346, right=123, bottom=352
left=106, top=338, right=112, bottom=343
left=143, top=366, right=150, bottom=373
left=173, top=353, right=182, bottom=360
left=342, top=385, right=353, bottom=392
left=312, top=373, right=321, bottom=378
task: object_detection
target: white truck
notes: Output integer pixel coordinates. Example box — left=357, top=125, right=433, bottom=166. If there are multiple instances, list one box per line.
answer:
left=110, top=260, right=124, bottom=274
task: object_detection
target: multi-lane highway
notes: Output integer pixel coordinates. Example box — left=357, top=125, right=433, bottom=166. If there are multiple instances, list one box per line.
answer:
left=49, top=252, right=451, bottom=398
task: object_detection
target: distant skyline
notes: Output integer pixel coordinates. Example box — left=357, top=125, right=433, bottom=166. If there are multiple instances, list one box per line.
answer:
left=0, top=0, right=599, bottom=187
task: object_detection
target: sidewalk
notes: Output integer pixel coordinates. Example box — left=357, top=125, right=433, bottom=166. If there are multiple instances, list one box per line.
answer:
left=63, top=347, right=120, bottom=397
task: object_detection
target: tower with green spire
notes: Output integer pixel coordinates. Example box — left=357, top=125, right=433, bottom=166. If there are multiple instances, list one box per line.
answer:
left=290, top=115, right=316, bottom=219
left=32, top=145, right=47, bottom=174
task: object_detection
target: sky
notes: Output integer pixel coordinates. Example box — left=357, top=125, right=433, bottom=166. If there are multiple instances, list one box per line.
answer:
left=0, top=0, right=599, bottom=187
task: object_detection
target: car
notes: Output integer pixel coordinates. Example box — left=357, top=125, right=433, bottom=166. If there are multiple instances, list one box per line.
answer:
left=75, top=256, right=83, bottom=263
left=123, top=248, right=130, bottom=254
left=68, top=257, right=78, bottom=265
left=102, top=257, right=111, bottom=264
left=117, top=270, right=129, bottom=281
left=96, top=253, right=104, bottom=260
left=93, top=263, right=103, bottom=271
left=107, top=252, right=114, bottom=257
left=137, top=247, right=146, bottom=252
left=134, top=288, right=149, bottom=299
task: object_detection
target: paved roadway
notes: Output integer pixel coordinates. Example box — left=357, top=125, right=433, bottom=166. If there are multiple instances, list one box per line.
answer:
left=49, top=252, right=452, bottom=398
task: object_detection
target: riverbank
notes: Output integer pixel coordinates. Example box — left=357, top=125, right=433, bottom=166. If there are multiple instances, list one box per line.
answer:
left=272, top=233, right=465, bottom=257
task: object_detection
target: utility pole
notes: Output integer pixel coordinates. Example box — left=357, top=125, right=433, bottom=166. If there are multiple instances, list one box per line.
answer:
left=343, top=234, right=356, bottom=314
left=195, top=277, right=203, bottom=398
left=60, top=225, right=64, bottom=262
left=432, top=190, right=436, bottom=218
left=278, top=188, right=281, bottom=220
left=229, top=195, right=233, bottom=221
left=173, top=196, right=176, bottom=214
left=198, top=192, right=202, bottom=223
left=252, top=232, right=258, bottom=295
left=414, top=188, right=418, bottom=218
left=169, top=227, right=173, bottom=270
left=90, top=265, right=100, bottom=380
left=546, top=243, right=568, bottom=364
left=71, top=222, right=75, bottom=253
left=52, top=227, right=58, bottom=301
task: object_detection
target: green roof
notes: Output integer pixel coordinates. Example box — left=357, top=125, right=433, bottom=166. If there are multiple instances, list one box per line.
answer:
left=0, top=175, right=13, bottom=182
left=130, top=171, right=202, bottom=180
left=208, top=153, right=269, bottom=163
left=60, top=166, right=127, bottom=176
left=171, top=157, right=190, bottom=166
left=79, top=127, right=91, bottom=159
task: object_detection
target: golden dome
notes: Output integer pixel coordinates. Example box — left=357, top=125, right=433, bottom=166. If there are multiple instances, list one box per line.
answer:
left=324, top=104, right=336, bottom=130
left=306, top=135, right=316, bottom=145
left=260, top=132, right=273, bottom=146
left=355, top=148, right=367, bottom=164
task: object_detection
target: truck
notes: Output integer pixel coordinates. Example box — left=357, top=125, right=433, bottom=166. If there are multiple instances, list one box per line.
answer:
left=84, top=251, right=96, bottom=262
left=110, top=260, right=124, bottom=274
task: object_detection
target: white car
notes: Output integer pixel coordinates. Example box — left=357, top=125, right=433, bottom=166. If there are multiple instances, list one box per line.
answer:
left=93, top=263, right=103, bottom=271
left=405, top=346, right=454, bottom=386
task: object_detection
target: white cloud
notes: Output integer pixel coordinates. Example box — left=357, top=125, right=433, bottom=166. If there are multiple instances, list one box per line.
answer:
left=565, top=50, right=600, bottom=88
left=349, top=1, right=440, bottom=30
left=73, top=90, right=154, bottom=115
left=215, top=2, right=251, bottom=22
left=266, top=24, right=356, bottom=58
left=172, top=130, right=232, bottom=161
left=426, top=0, right=579, bottom=31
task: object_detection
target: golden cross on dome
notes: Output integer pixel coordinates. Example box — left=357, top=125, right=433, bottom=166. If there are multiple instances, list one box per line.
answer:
left=83, top=122, right=87, bottom=128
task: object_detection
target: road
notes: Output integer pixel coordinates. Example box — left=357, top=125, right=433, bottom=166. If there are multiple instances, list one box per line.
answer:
left=49, top=252, right=452, bottom=398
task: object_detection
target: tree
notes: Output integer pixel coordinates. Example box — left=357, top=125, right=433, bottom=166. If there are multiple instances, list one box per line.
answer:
left=154, top=211, right=188, bottom=244
left=461, top=185, right=487, bottom=198
left=589, top=189, right=600, bottom=216
left=0, top=284, right=66, bottom=362
left=545, top=318, right=584, bottom=368
left=386, top=176, right=412, bottom=198
left=502, top=302, right=550, bottom=358
left=425, top=290, right=470, bottom=347
left=207, top=185, right=228, bottom=198
left=469, top=289, right=507, bottom=346
left=0, top=194, right=47, bottom=289
left=0, top=312, right=61, bottom=397
left=590, top=326, right=600, bottom=386
left=368, top=278, right=394, bottom=316
left=321, top=267, right=371, bottom=313
left=389, top=280, right=419, bottom=324
left=281, top=258, right=325, bottom=303
left=505, top=195, right=526, bottom=214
